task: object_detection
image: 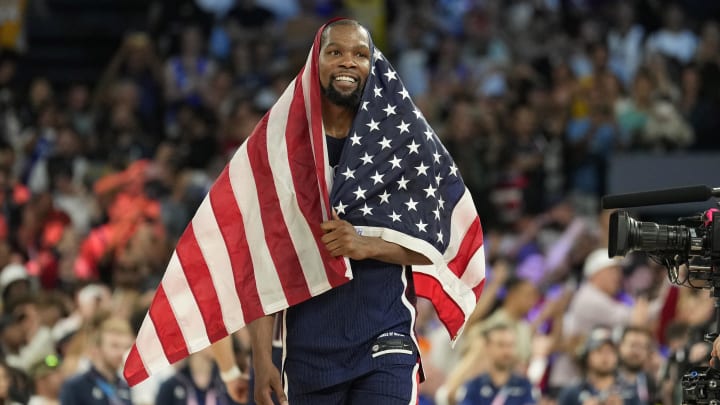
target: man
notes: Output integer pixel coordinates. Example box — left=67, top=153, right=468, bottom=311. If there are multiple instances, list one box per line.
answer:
left=204, top=18, right=482, bottom=405
left=59, top=317, right=135, bottom=405
left=456, top=324, right=536, bottom=405
left=617, top=327, right=657, bottom=405
left=550, top=248, right=662, bottom=389
left=28, top=354, right=63, bottom=405
left=558, top=327, right=639, bottom=405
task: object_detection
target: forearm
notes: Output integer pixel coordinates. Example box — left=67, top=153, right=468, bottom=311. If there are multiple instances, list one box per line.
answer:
left=364, top=236, right=431, bottom=265
left=247, top=315, right=275, bottom=365
left=210, top=335, right=236, bottom=373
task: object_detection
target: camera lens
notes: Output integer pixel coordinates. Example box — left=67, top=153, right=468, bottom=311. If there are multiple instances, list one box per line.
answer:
left=609, top=211, right=690, bottom=256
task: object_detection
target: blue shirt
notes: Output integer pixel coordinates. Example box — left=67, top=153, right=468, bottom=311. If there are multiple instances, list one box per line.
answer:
left=59, top=366, right=133, bottom=405
left=458, top=374, right=536, bottom=405
left=558, top=379, right=641, bottom=405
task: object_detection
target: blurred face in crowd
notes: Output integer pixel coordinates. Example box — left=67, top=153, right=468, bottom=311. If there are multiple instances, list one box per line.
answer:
left=619, top=330, right=651, bottom=373
left=318, top=22, right=370, bottom=110
left=181, top=27, right=204, bottom=58
left=486, top=328, right=517, bottom=371
left=587, top=342, right=618, bottom=377
left=506, top=280, right=540, bottom=316
left=0, top=364, right=8, bottom=400
left=98, top=330, right=134, bottom=373
left=512, top=106, right=536, bottom=139
left=592, top=264, right=623, bottom=296
left=1, top=316, right=26, bottom=351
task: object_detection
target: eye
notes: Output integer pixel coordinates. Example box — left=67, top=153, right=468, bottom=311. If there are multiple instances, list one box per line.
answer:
left=328, top=50, right=341, bottom=56
left=356, top=52, right=369, bottom=58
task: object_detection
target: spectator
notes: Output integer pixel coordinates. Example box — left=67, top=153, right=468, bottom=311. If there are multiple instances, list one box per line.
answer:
left=617, top=327, right=657, bottom=405
left=2, top=294, right=56, bottom=374
left=456, top=324, right=537, bottom=405
left=607, top=3, right=645, bottom=86
left=557, top=327, right=639, bottom=405
left=27, top=354, right=63, bottom=405
left=59, top=316, right=135, bottom=405
left=645, top=4, right=698, bottom=65
left=155, top=349, right=237, bottom=405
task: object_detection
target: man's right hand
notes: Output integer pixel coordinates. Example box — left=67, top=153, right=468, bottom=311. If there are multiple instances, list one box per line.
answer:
left=253, top=358, right=288, bottom=405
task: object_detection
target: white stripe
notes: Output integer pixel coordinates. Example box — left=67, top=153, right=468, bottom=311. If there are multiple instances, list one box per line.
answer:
left=162, top=253, right=210, bottom=352
left=266, top=80, right=333, bottom=296
left=399, top=266, right=420, bottom=359
left=191, top=195, right=245, bottom=333
left=445, top=189, right=478, bottom=261
left=371, top=349, right=414, bottom=358
left=228, top=144, right=288, bottom=313
left=301, top=48, right=331, bottom=220
left=460, top=247, right=486, bottom=287
left=134, top=314, right=171, bottom=375
left=409, top=363, right=420, bottom=405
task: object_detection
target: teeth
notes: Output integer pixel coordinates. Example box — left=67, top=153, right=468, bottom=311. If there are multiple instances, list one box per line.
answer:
left=335, top=76, right=356, bottom=83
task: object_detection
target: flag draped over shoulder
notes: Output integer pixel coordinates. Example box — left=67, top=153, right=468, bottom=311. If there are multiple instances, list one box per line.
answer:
left=123, top=17, right=485, bottom=387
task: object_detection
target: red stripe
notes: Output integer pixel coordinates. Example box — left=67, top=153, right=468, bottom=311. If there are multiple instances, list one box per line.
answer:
left=472, top=278, right=486, bottom=301
left=123, top=345, right=148, bottom=386
left=246, top=119, right=312, bottom=305
left=413, top=272, right=465, bottom=337
left=175, top=223, right=227, bottom=343
left=286, top=78, right=349, bottom=287
left=149, top=285, right=189, bottom=363
left=447, top=217, right=483, bottom=278
left=209, top=167, right=265, bottom=322
left=309, top=26, right=330, bottom=219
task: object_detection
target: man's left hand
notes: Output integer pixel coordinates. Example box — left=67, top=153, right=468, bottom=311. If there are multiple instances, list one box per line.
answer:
left=320, top=211, right=373, bottom=260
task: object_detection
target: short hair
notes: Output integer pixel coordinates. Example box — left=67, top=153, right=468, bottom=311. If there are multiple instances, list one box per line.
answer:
left=320, top=19, right=367, bottom=48
left=93, top=316, right=134, bottom=346
left=620, top=325, right=653, bottom=344
left=481, top=322, right=513, bottom=340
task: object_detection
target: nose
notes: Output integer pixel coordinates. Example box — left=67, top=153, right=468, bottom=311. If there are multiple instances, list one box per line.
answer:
left=339, top=54, right=357, bottom=69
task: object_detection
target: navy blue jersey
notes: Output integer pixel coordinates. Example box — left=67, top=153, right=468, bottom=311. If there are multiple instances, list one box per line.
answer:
left=458, top=374, right=536, bottom=405
left=282, top=258, right=418, bottom=394
left=59, top=367, right=133, bottom=405
left=557, top=379, right=640, bottom=405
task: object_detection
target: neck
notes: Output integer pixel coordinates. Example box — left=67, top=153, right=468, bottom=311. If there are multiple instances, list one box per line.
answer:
left=588, top=372, right=615, bottom=391
left=93, top=361, right=116, bottom=383
left=620, top=367, right=639, bottom=383
left=321, top=98, right=355, bottom=138
left=489, top=366, right=512, bottom=387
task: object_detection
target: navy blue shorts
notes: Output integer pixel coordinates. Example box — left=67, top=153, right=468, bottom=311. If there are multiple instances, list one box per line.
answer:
left=286, top=361, right=421, bottom=405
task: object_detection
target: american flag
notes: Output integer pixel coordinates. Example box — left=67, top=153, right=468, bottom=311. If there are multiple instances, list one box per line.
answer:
left=123, top=18, right=485, bottom=386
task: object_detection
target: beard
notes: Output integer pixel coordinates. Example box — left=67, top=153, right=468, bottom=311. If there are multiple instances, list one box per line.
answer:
left=621, top=359, right=644, bottom=373
left=322, top=78, right=363, bottom=109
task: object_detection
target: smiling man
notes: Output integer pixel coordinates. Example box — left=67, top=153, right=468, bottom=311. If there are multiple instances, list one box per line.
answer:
left=128, top=17, right=485, bottom=405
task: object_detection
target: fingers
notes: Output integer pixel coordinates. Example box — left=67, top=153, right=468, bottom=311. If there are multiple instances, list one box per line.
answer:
left=271, top=374, right=289, bottom=405
left=332, top=209, right=341, bottom=221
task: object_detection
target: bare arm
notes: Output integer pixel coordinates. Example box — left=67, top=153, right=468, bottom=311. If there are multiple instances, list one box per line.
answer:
left=247, top=315, right=287, bottom=405
left=320, top=212, right=431, bottom=265
left=210, top=335, right=248, bottom=403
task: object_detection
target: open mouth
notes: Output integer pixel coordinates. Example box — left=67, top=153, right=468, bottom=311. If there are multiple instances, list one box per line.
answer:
left=332, top=74, right=359, bottom=90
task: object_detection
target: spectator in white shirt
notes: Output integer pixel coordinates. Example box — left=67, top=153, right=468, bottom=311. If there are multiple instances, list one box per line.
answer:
left=645, top=4, right=698, bottom=64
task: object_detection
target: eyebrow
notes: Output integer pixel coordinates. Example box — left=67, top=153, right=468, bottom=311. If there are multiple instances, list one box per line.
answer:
left=323, top=42, right=370, bottom=50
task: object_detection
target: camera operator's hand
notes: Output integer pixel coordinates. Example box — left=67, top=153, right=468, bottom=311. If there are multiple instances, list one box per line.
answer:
left=710, top=335, right=720, bottom=367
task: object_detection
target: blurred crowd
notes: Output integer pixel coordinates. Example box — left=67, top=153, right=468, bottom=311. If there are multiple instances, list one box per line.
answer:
left=0, top=0, right=719, bottom=404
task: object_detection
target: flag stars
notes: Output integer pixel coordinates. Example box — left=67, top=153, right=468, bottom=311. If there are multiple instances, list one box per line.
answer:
left=378, top=190, right=391, bottom=204
left=433, top=152, right=442, bottom=164
left=405, top=198, right=418, bottom=212
left=353, top=186, right=367, bottom=201
left=360, top=152, right=374, bottom=165
left=360, top=203, right=373, bottom=216
left=350, top=132, right=362, bottom=145
left=435, top=174, right=443, bottom=185
left=371, top=171, right=384, bottom=185
left=366, top=119, right=380, bottom=132
left=374, top=51, right=384, bottom=61
left=388, top=211, right=402, bottom=222
left=407, top=140, right=420, bottom=154
left=383, top=69, right=398, bottom=82
left=335, top=201, right=348, bottom=215
left=341, top=167, right=355, bottom=180
left=433, top=207, right=441, bottom=220
left=423, top=184, right=437, bottom=198
left=373, top=86, right=383, bottom=98
left=389, top=155, right=402, bottom=169
left=397, top=176, right=409, bottom=190
left=361, top=101, right=369, bottom=111
left=449, top=163, right=459, bottom=177
left=396, top=120, right=411, bottom=134
left=438, top=197, right=445, bottom=209
left=424, top=128, right=434, bottom=141
left=378, top=137, right=392, bottom=150
left=383, top=104, right=397, bottom=117
left=413, top=108, right=423, bottom=120
left=416, top=220, right=428, bottom=233
left=437, top=231, right=444, bottom=243
left=398, top=87, right=410, bottom=100
left=415, top=162, right=429, bottom=176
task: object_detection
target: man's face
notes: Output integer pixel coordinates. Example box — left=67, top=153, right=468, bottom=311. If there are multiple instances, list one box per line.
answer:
left=486, top=328, right=517, bottom=371
left=318, top=24, right=371, bottom=109
left=619, top=331, right=651, bottom=373
left=587, top=342, right=618, bottom=377
left=98, top=332, right=134, bottom=372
